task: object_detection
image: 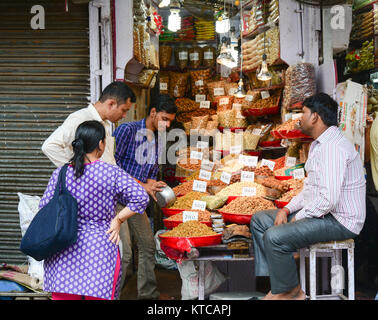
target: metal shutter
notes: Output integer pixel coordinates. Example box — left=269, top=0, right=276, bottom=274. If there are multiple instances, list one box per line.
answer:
left=0, top=0, right=90, bottom=264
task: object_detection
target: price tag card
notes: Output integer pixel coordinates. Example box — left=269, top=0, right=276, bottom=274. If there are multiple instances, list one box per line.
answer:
left=201, top=159, right=215, bottom=171
left=200, top=101, right=210, bottom=109
left=190, top=150, right=203, bottom=160
left=230, top=145, right=242, bottom=155
left=195, top=94, right=206, bottom=102
left=193, top=180, right=207, bottom=193
left=199, top=169, right=212, bottom=181
left=292, top=113, right=303, bottom=120
left=214, top=88, right=225, bottom=96
left=252, top=128, right=262, bottom=136
left=239, top=155, right=258, bottom=167
left=204, top=51, right=213, bottom=59
left=261, top=159, right=276, bottom=171
left=213, top=151, right=222, bottom=162
left=261, top=91, right=270, bottom=99
left=220, top=172, right=232, bottom=184
left=246, top=95, right=254, bottom=102
left=190, top=52, right=199, bottom=61
left=285, top=157, right=297, bottom=168
left=219, top=97, right=229, bottom=105
left=232, top=103, right=242, bottom=110
left=192, top=200, right=207, bottom=211
left=196, top=141, right=209, bottom=149
left=195, top=80, right=204, bottom=87
left=242, top=187, right=256, bottom=197
left=160, top=83, right=168, bottom=91
left=229, top=88, right=238, bottom=95
left=241, top=171, right=255, bottom=182
left=179, top=51, right=188, bottom=60
left=293, top=168, right=305, bottom=179
left=183, top=211, right=199, bottom=223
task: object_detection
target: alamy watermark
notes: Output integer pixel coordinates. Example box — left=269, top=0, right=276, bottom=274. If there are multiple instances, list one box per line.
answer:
left=30, top=5, right=45, bottom=30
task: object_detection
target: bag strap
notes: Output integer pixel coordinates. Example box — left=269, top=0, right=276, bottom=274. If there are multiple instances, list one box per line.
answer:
left=55, top=164, right=69, bottom=195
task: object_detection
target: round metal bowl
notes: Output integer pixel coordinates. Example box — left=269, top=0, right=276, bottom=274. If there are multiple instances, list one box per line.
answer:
left=156, top=185, right=177, bottom=208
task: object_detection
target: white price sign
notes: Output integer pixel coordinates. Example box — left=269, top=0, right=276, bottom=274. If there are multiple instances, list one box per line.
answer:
left=201, top=160, right=215, bottom=171
left=241, top=171, right=255, bottom=182
left=179, top=51, right=188, bottom=60
left=160, top=83, right=168, bottom=91
left=190, top=52, right=199, bottom=61
left=214, top=88, right=225, bottom=96
left=200, top=101, right=211, bottom=109
left=242, top=187, right=256, bottom=197
left=285, top=157, right=297, bottom=168
left=233, top=103, right=242, bottom=110
left=196, top=94, right=206, bottom=102
left=261, top=91, right=270, bottom=99
left=183, top=211, right=199, bottom=222
left=292, top=113, right=303, bottom=120
left=230, top=145, right=242, bottom=155
left=190, top=150, right=203, bottom=160
left=195, top=80, right=204, bottom=86
left=196, top=141, right=209, bottom=149
left=193, top=180, right=207, bottom=193
left=239, top=155, right=258, bottom=167
left=219, top=97, right=229, bottom=105
left=192, top=200, right=207, bottom=211
left=261, top=159, right=276, bottom=171
left=293, top=168, right=305, bottom=179
left=246, top=95, right=254, bottom=102
left=199, top=169, right=212, bottom=181
left=220, top=172, right=232, bottom=184
left=252, top=128, right=262, bottom=136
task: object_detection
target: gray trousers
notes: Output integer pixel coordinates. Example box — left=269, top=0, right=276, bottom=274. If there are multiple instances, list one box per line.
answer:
left=117, top=204, right=160, bottom=300
left=250, top=209, right=357, bottom=294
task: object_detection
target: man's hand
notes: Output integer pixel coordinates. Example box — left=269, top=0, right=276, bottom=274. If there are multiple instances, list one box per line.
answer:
left=274, top=208, right=289, bottom=226
left=290, top=216, right=296, bottom=223
left=142, top=180, right=167, bottom=201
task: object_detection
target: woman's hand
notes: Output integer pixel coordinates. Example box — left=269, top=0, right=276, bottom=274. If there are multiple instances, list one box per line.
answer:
left=106, top=217, right=122, bottom=245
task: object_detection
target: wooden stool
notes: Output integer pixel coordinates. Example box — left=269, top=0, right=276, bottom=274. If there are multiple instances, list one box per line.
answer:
left=299, top=239, right=355, bottom=300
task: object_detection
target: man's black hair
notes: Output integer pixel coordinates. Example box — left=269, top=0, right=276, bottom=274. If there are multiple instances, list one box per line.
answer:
left=303, top=93, right=339, bottom=127
left=149, top=94, right=177, bottom=115
left=99, top=81, right=136, bottom=104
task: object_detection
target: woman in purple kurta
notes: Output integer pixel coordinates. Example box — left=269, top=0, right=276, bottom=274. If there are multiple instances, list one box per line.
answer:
left=39, top=121, right=149, bottom=300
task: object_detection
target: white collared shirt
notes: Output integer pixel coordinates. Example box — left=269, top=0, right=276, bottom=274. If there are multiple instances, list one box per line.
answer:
left=42, top=104, right=116, bottom=167
left=286, top=126, right=366, bottom=235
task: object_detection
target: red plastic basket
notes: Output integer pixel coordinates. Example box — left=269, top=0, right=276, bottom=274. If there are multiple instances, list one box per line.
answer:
left=271, top=129, right=284, bottom=139
left=161, top=208, right=185, bottom=217
left=243, top=105, right=280, bottom=117
left=159, top=233, right=222, bottom=252
left=163, top=219, right=212, bottom=229
left=284, top=130, right=311, bottom=139
left=259, top=140, right=282, bottom=148
left=226, top=196, right=239, bottom=204
left=274, top=176, right=293, bottom=181
left=274, top=200, right=289, bottom=208
left=218, top=211, right=253, bottom=225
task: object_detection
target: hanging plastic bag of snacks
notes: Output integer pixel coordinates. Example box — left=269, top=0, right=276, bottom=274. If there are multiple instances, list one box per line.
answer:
left=175, top=47, right=189, bottom=70
left=202, top=46, right=216, bottom=67
left=159, top=46, right=173, bottom=68
left=189, top=47, right=203, bottom=69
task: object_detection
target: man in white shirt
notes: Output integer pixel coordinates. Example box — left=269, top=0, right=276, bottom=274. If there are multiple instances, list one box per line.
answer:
left=251, top=93, right=366, bottom=300
left=42, top=81, right=136, bottom=297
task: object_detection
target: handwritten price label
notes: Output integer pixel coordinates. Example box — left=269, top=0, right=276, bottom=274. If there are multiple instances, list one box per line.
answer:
left=193, top=180, right=207, bottom=193
left=200, top=101, right=210, bottom=109
left=199, top=169, right=212, bottom=181
left=293, top=168, right=305, bottom=179
left=285, top=157, right=297, bottom=168
left=242, top=187, right=256, bottom=197
left=220, top=172, right=232, bottom=184
left=230, top=145, right=242, bottom=155
left=183, top=211, right=199, bottom=222
left=214, top=88, right=225, bottom=96
left=190, top=150, right=203, bottom=160
left=239, top=155, right=258, bottom=167
left=195, top=94, right=206, bottom=102
left=201, top=159, right=215, bottom=171
left=192, top=200, right=207, bottom=211
left=241, top=171, right=255, bottom=182
left=261, top=159, right=276, bottom=171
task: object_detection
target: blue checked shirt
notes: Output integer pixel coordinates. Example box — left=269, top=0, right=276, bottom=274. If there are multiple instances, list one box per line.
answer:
left=113, top=119, right=161, bottom=183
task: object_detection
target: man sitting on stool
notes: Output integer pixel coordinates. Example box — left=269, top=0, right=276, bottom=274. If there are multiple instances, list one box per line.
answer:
left=250, top=93, right=366, bottom=300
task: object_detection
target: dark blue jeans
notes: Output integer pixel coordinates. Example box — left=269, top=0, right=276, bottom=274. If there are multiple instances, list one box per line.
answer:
left=250, top=209, right=357, bottom=294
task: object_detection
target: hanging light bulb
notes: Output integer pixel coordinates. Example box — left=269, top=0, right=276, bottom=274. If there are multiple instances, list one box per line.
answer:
left=168, top=8, right=181, bottom=32
left=217, top=38, right=237, bottom=69
left=216, top=15, right=230, bottom=34
left=257, top=54, right=272, bottom=81
left=234, top=79, right=246, bottom=98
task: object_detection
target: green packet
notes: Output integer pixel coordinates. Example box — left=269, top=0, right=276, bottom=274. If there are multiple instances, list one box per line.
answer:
left=284, top=163, right=306, bottom=177
left=200, top=195, right=229, bottom=210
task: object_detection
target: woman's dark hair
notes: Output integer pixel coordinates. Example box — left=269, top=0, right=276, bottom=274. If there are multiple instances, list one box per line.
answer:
left=303, top=93, right=339, bottom=127
left=99, top=81, right=136, bottom=105
left=70, top=120, right=106, bottom=178
left=148, top=94, right=177, bottom=115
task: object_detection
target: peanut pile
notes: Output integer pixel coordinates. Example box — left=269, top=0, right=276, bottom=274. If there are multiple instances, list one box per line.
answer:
left=161, top=220, right=217, bottom=237
left=221, top=196, right=275, bottom=215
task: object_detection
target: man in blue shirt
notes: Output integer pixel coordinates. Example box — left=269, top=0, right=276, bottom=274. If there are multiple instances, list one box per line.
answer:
left=113, top=94, right=177, bottom=299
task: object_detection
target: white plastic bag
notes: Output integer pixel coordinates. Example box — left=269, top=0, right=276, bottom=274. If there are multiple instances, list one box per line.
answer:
left=17, top=192, right=44, bottom=284
left=177, top=260, right=226, bottom=300
left=154, top=230, right=177, bottom=270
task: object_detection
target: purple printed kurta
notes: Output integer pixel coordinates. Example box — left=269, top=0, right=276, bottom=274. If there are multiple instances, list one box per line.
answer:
left=39, top=160, right=149, bottom=299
